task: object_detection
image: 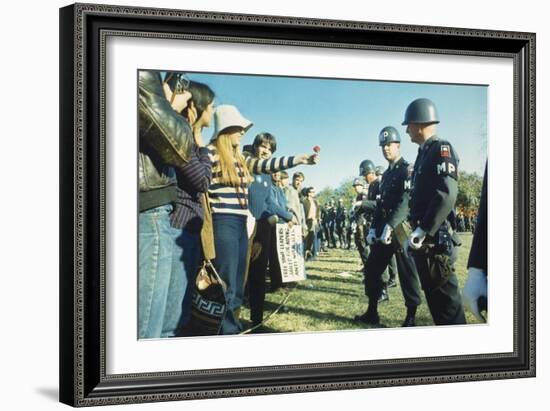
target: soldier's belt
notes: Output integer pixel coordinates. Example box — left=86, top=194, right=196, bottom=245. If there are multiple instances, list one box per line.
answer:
left=409, top=220, right=454, bottom=237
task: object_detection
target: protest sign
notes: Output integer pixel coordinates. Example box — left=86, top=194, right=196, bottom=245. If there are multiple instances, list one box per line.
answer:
left=275, top=223, right=306, bottom=283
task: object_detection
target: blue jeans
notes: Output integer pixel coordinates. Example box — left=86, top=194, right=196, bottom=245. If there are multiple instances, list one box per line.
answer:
left=138, top=204, right=178, bottom=339
left=161, top=229, right=201, bottom=337
left=212, top=214, right=248, bottom=335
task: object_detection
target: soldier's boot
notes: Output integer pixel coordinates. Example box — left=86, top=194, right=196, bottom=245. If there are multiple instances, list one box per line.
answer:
left=354, top=300, right=381, bottom=326
left=401, top=306, right=417, bottom=327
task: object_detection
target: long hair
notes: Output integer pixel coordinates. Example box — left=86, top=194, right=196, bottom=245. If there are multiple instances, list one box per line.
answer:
left=181, top=81, right=215, bottom=122
left=212, top=134, right=251, bottom=186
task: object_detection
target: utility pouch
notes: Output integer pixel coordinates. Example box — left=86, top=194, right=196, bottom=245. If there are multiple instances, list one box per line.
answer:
left=393, top=221, right=412, bottom=249
left=426, top=253, right=453, bottom=292
left=436, top=225, right=453, bottom=256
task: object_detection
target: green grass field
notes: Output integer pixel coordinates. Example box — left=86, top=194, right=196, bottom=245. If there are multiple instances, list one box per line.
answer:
left=240, top=232, right=480, bottom=333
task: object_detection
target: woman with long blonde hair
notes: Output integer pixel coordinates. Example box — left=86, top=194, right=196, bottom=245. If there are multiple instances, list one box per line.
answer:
left=207, top=105, right=319, bottom=334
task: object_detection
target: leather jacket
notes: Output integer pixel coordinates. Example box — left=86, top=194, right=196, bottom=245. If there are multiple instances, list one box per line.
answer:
left=138, top=70, right=193, bottom=210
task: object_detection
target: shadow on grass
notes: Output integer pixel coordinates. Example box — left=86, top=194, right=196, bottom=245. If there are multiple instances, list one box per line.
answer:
left=310, top=258, right=359, bottom=265
left=304, top=272, right=363, bottom=285
left=295, top=283, right=362, bottom=298
left=262, top=300, right=361, bottom=325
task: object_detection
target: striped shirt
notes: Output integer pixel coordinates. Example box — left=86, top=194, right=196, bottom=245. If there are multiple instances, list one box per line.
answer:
left=207, top=145, right=296, bottom=217
left=170, top=146, right=212, bottom=232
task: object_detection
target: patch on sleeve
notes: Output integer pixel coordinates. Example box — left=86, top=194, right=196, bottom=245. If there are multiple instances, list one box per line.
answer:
left=434, top=142, right=458, bottom=179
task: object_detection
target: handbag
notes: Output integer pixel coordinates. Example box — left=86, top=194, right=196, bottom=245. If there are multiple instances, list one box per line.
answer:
left=187, top=260, right=227, bottom=336
left=186, top=192, right=226, bottom=335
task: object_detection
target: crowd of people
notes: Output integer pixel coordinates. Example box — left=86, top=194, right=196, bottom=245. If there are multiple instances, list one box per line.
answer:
left=138, top=71, right=319, bottom=337
left=138, top=70, right=488, bottom=338
left=456, top=210, right=478, bottom=233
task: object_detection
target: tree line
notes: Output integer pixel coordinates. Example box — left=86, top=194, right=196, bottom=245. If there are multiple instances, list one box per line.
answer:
left=316, top=171, right=483, bottom=212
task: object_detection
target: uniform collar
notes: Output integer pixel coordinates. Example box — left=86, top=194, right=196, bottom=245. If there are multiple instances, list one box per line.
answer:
left=388, top=156, right=403, bottom=169
left=420, top=135, right=439, bottom=150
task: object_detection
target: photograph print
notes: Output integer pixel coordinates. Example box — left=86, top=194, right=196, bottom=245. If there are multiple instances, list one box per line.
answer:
left=137, top=69, right=488, bottom=339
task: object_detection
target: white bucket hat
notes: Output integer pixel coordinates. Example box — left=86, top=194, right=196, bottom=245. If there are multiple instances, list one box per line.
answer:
left=211, top=105, right=253, bottom=140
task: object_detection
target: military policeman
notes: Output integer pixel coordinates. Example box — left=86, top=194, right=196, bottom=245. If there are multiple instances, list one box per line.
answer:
left=326, top=200, right=337, bottom=248
left=354, top=127, right=422, bottom=327
left=375, top=165, right=384, bottom=182
left=335, top=198, right=347, bottom=248
left=353, top=159, right=392, bottom=304
left=375, top=164, right=398, bottom=287
left=355, top=160, right=379, bottom=237
left=320, top=204, right=330, bottom=250
left=403, top=98, right=466, bottom=325
left=351, top=178, right=369, bottom=269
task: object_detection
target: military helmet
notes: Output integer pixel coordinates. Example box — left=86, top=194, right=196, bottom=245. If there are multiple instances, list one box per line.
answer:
left=352, top=177, right=365, bottom=187
left=402, top=98, right=440, bottom=125
left=378, top=126, right=401, bottom=146
left=375, top=166, right=384, bottom=176
left=359, top=159, right=376, bottom=176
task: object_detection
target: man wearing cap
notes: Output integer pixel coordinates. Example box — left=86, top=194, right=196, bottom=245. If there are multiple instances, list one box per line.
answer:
left=354, top=127, right=422, bottom=327
left=402, top=98, right=466, bottom=325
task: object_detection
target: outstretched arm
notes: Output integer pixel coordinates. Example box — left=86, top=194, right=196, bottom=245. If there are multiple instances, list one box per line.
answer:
left=246, top=153, right=319, bottom=175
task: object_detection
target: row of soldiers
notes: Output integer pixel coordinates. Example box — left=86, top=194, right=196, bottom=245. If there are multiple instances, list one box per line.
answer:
left=349, top=97, right=481, bottom=327
left=320, top=199, right=353, bottom=250
left=319, top=171, right=381, bottom=251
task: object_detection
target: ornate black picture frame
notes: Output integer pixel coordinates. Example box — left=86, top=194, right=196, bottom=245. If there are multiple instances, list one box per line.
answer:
left=59, top=3, right=535, bottom=407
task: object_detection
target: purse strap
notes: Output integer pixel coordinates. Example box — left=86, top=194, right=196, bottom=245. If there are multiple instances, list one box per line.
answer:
left=204, top=260, right=227, bottom=293
left=200, top=192, right=216, bottom=261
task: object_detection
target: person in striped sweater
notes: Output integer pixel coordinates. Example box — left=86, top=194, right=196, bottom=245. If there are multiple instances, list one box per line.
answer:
left=207, top=105, right=319, bottom=334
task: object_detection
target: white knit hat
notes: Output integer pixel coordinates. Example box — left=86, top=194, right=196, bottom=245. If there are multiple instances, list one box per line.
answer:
left=211, top=105, right=253, bottom=140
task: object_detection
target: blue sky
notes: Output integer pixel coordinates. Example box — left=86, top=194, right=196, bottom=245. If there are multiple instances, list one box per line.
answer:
left=188, top=71, right=487, bottom=191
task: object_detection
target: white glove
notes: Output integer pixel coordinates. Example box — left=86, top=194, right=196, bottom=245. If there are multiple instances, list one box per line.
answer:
left=353, top=201, right=362, bottom=209
left=380, top=224, right=393, bottom=245
left=463, top=267, right=488, bottom=321
left=407, top=227, right=426, bottom=251
left=366, top=229, right=377, bottom=245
